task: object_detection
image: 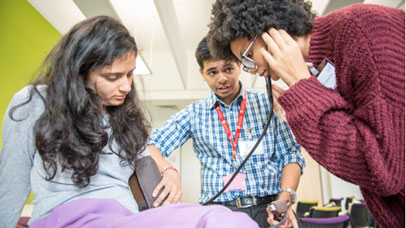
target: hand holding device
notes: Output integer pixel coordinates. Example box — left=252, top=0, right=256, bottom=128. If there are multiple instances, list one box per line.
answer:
left=268, top=200, right=290, bottom=219
left=152, top=167, right=182, bottom=207
left=267, top=200, right=299, bottom=228
left=271, top=84, right=287, bottom=122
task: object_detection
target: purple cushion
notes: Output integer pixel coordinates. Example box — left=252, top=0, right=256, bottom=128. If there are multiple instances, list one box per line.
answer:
left=300, top=215, right=350, bottom=225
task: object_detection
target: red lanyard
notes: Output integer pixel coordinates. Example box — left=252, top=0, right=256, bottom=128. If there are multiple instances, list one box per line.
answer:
left=215, top=90, right=247, bottom=161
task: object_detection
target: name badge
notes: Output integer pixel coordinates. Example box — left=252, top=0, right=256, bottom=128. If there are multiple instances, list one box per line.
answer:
left=222, top=173, right=247, bottom=193
left=238, top=140, right=264, bottom=158
left=316, top=58, right=337, bottom=89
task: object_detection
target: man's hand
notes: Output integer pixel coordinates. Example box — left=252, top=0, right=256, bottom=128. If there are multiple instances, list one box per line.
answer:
left=272, top=84, right=287, bottom=122
left=152, top=169, right=182, bottom=207
left=260, top=28, right=311, bottom=87
left=267, top=204, right=298, bottom=228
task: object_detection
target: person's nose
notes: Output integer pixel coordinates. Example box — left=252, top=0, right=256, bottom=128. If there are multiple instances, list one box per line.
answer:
left=119, top=76, right=132, bottom=93
left=218, top=72, right=228, bottom=84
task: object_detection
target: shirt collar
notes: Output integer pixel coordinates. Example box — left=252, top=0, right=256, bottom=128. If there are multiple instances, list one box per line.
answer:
left=208, top=81, right=245, bottom=109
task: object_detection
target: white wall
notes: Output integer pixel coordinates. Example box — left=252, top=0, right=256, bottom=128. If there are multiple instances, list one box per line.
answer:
left=320, top=167, right=363, bottom=205
left=179, top=140, right=201, bottom=204
left=146, top=100, right=202, bottom=204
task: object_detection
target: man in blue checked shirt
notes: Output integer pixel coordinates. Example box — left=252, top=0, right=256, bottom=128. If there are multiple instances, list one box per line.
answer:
left=148, top=38, right=305, bottom=228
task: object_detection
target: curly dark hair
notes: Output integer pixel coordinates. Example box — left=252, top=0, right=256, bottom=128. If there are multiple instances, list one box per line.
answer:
left=207, top=0, right=316, bottom=60
left=10, top=16, right=150, bottom=188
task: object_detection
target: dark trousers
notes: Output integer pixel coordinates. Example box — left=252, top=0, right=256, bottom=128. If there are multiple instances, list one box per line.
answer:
left=224, top=203, right=269, bottom=228
left=207, top=195, right=277, bottom=227
left=213, top=204, right=303, bottom=228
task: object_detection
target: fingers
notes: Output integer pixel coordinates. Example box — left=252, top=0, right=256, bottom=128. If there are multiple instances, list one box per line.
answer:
left=272, top=88, right=282, bottom=100
left=291, top=218, right=299, bottom=228
left=272, top=84, right=286, bottom=95
left=267, top=206, right=296, bottom=228
left=266, top=207, right=279, bottom=226
left=271, top=85, right=285, bottom=112
left=266, top=28, right=288, bottom=49
left=154, top=188, right=182, bottom=207
left=267, top=216, right=278, bottom=226
left=260, top=47, right=276, bottom=68
left=161, top=184, right=181, bottom=206
left=271, top=85, right=288, bottom=122
left=262, top=31, right=282, bottom=57
left=153, top=185, right=169, bottom=207
left=263, top=28, right=295, bottom=52
left=266, top=207, right=274, bottom=219
left=267, top=217, right=277, bottom=227
left=152, top=181, right=165, bottom=198
left=267, top=217, right=290, bottom=228
left=152, top=172, right=182, bottom=207
left=287, top=208, right=299, bottom=228
left=278, top=29, right=296, bottom=46
left=261, top=29, right=309, bottom=87
left=272, top=98, right=287, bottom=122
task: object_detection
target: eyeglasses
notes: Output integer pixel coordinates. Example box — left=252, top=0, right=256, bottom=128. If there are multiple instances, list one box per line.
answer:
left=241, top=35, right=258, bottom=72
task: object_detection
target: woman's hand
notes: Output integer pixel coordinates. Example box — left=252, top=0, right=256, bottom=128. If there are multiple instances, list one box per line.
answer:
left=267, top=205, right=298, bottom=228
left=272, top=84, right=287, bottom=122
left=260, top=28, right=311, bottom=87
left=152, top=169, right=182, bottom=207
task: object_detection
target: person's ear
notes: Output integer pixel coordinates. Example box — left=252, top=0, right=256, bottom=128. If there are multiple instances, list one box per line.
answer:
left=199, top=68, right=206, bottom=81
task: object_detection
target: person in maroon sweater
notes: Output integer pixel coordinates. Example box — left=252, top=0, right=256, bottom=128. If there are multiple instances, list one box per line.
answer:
left=207, top=1, right=405, bottom=227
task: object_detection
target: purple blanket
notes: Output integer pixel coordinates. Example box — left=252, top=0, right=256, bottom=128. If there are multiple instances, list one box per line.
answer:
left=31, top=198, right=259, bottom=228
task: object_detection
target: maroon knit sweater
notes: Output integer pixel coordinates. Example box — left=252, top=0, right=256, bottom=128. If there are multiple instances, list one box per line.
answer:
left=278, top=4, right=405, bottom=228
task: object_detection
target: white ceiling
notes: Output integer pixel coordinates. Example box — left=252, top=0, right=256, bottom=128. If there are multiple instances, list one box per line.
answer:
left=28, top=0, right=404, bottom=111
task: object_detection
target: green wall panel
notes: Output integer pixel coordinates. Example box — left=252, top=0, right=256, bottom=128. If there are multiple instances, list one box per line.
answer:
left=0, top=0, right=63, bottom=205
left=0, top=1, right=61, bottom=141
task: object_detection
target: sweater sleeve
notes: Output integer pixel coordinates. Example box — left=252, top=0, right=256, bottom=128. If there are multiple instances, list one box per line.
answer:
left=278, top=10, right=404, bottom=197
left=0, top=87, right=40, bottom=228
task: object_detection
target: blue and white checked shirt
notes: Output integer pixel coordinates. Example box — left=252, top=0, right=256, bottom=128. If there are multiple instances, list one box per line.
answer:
left=148, top=85, right=305, bottom=203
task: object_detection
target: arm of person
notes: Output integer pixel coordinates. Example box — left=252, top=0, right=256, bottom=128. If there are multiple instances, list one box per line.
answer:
left=148, top=145, right=181, bottom=207
left=147, top=105, right=194, bottom=207
left=265, top=113, right=304, bottom=228
left=267, top=163, right=301, bottom=228
left=279, top=163, right=300, bottom=204
left=0, top=86, right=39, bottom=228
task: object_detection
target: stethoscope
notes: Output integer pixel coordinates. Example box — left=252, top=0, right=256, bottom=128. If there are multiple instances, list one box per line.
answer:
left=201, top=65, right=289, bottom=227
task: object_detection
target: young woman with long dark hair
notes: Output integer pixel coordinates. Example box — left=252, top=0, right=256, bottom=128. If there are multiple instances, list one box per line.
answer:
left=0, top=15, right=258, bottom=228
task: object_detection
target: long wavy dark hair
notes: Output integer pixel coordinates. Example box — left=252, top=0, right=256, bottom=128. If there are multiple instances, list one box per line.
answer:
left=207, top=0, right=316, bottom=60
left=10, top=16, right=150, bottom=188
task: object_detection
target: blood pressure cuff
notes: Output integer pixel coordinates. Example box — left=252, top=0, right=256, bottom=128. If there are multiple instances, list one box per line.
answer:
left=129, top=156, right=163, bottom=211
